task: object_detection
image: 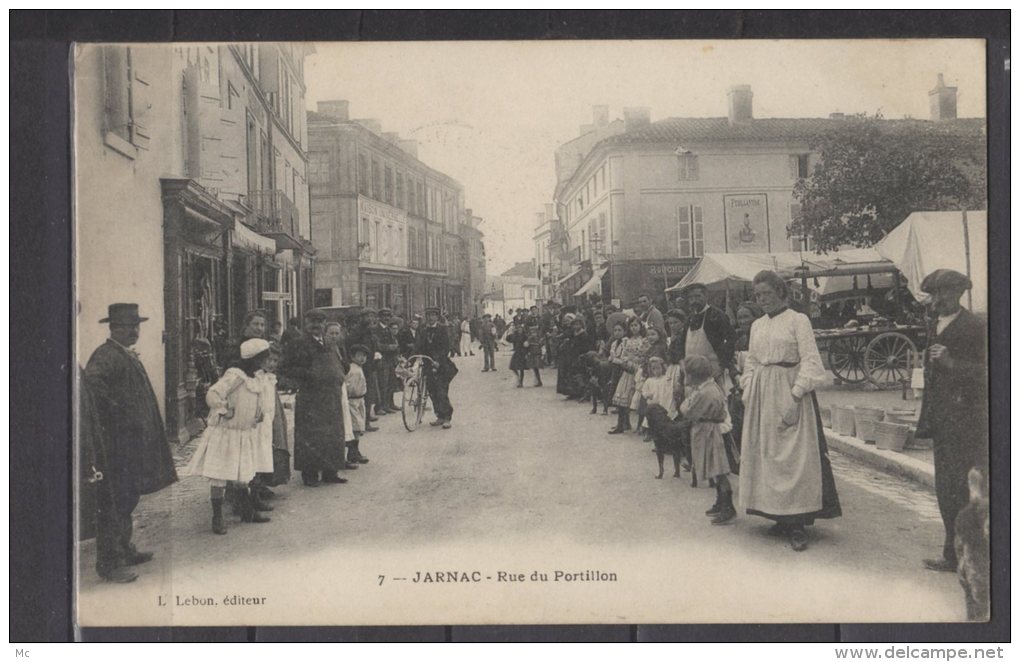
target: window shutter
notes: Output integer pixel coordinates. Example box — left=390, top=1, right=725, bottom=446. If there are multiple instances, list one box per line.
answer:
left=789, top=155, right=800, bottom=180
left=677, top=205, right=691, bottom=257
left=690, top=155, right=699, bottom=181
left=129, top=48, right=153, bottom=150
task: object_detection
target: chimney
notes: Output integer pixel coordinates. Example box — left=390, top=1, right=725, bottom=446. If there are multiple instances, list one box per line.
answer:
left=929, top=73, right=958, bottom=121
left=727, top=85, right=753, bottom=124
left=544, top=203, right=555, bottom=221
left=354, top=118, right=382, bottom=135
left=383, top=131, right=401, bottom=144
left=592, top=105, right=609, bottom=127
left=579, top=123, right=594, bottom=136
left=317, top=99, right=349, bottom=122
left=623, top=107, right=651, bottom=132
left=398, top=139, right=418, bottom=159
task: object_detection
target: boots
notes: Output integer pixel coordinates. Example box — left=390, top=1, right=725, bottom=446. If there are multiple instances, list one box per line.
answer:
left=710, top=489, right=736, bottom=525
left=211, top=498, right=227, bottom=535
left=609, top=409, right=631, bottom=434
left=704, top=493, right=723, bottom=516
left=348, top=439, right=369, bottom=464
left=239, top=488, right=271, bottom=523
left=533, top=369, right=543, bottom=387
left=252, top=485, right=274, bottom=512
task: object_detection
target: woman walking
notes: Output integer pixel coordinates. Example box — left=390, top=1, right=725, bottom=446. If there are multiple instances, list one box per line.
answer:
left=739, top=270, right=841, bottom=551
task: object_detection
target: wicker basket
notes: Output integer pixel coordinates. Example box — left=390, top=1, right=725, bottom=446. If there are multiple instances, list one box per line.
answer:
left=854, top=406, right=885, bottom=443
left=875, top=421, right=911, bottom=451
left=833, top=405, right=856, bottom=436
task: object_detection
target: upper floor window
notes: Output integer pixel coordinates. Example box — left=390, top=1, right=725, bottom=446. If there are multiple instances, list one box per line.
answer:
left=384, top=166, right=394, bottom=206
left=395, top=172, right=405, bottom=209
left=677, top=151, right=699, bottom=181
left=371, top=159, right=382, bottom=200
left=678, top=205, right=704, bottom=258
left=102, top=46, right=151, bottom=154
left=791, top=154, right=810, bottom=180
left=358, top=154, right=369, bottom=196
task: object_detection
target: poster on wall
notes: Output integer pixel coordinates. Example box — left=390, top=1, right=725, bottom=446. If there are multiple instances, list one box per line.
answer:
left=724, top=193, right=770, bottom=253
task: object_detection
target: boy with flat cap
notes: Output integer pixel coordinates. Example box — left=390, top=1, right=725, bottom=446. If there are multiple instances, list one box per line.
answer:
left=415, top=307, right=458, bottom=428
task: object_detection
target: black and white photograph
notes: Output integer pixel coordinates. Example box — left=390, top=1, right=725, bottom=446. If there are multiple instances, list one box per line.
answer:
left=71, top=38, right=991, bottom=627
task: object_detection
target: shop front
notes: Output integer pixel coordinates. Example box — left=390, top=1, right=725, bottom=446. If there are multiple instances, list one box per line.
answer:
left=160, top=178, right=234, bottom=443
left=362, top=269, right=410, bottom=317
left=607, top=258, right=700, bottom=309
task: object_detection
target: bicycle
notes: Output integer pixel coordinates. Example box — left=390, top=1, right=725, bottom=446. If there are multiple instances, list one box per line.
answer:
left=399, top=355, right=436, bottom=431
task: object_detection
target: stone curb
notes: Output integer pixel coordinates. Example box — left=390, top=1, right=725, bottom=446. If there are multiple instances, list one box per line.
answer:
left=824, top=430, right=935, bottom=491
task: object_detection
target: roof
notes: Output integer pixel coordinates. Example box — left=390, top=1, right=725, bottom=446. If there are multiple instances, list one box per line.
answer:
left=500, top=261, right=537, bottom=278
left=597, top=116, right=985, bottom=148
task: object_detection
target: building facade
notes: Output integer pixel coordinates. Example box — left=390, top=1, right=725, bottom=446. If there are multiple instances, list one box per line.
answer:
left=308, top=100, right=479, bottom=318
left=76, top=43, right=316, bottom=442
left=550, top=83, right=983, bottom=308
left=482, top=261, right=540, bottom=318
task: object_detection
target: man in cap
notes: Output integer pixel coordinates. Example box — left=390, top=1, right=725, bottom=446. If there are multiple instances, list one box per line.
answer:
left=376, top=308, right=401, bottom=412
left=84, top=303, right=178, bottom=583
left=416, top=307, right=458, bottom=428
left=279, top=308, right=347, bottom=487
left=677, top=283, right=735, bottom=381
left=479, top=313, right=497, bottom=372
left=915, top=269, right=989, bottom=572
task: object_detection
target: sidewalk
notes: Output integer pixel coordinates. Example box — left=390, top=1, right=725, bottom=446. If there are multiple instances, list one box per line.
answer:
left=814, top=382, right=935, bottom=490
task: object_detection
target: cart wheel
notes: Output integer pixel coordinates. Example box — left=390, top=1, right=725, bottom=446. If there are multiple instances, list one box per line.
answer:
left=828, top=336, right=869, bottom=384
left=401, top=366, right=424, bottom=432
left=865, top=332, right=917, bottom=389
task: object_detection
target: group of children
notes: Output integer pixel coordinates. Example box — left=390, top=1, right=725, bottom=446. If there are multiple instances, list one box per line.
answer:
left=184, top=336, right=377, bottom=535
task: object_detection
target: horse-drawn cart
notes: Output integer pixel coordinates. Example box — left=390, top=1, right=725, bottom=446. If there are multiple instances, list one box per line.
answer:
left=813, top=324, right=926, bottom=389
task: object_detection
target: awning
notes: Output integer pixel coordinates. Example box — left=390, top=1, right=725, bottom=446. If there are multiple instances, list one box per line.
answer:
left=574, top=267, right=608, bottom=297
left=231, top=219, right=277, bottom=254
left=874, top=210, right=986, bottom=313
left=554, top=266, right=584, bottom=288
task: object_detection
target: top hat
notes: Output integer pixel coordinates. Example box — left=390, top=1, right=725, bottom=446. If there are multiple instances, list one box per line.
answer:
left=99, top=303, right=149, bottom=324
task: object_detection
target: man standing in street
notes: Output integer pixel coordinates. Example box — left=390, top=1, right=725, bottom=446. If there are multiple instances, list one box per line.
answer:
left=635, top=292, right=666, bottom=337
left=398, top=314, right=421, bottom=358
left=479, top=313, right=497, bottom=372
left=84, top=303, right=178, bottom=583
left=677, top=283, right=735, bottom=381
left=416, top=307, right=458, bottom=428
left=915, top=269, right=989, bottom=573
left=279, top=309, right=347, bottom=487
left=376, top=308, right=401, bottom=412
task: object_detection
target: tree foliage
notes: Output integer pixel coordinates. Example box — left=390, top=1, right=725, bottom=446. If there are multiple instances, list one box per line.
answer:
left=791, top=114, right=986, bottom=252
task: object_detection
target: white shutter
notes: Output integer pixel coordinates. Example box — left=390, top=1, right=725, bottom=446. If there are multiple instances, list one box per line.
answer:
left=128, top=47, right=153, bottom=150
left=693, top=205, right=704, bottom=257
left=677, top=206, right=692, bottom=258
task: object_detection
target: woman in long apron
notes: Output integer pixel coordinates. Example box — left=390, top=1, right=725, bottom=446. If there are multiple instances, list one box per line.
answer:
left=739, top=270, right=841, bottom=551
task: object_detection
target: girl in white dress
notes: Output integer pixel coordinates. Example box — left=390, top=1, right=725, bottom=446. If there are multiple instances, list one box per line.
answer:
left=739, top=271, right=841, bottom=551
left=186, top=338, right=274, bottom=534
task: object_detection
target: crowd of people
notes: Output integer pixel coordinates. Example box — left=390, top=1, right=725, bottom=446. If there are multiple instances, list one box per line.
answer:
left=490, top=274, right=843, bottom=551
left=79, top=267, right=987, bottom=612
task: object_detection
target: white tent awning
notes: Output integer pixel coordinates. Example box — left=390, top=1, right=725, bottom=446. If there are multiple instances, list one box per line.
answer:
left=874, top=210, right=986, bottom=313
left=574, top=267, right=608, bottom=297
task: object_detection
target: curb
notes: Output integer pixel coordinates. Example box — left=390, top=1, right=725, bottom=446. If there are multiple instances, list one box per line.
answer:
left=824, top=430, right=935, bottom=490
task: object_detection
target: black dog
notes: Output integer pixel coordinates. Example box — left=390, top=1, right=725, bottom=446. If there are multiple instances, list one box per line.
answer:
left=581, top=351, right=614, bottom=415
left=645, top=404, right=693, bottom=481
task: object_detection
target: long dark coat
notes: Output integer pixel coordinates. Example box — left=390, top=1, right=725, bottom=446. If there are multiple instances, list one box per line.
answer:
left=397, top=326, right=418, bottom=358
left=280, top=336, right=345, bottom=473
left=507, top=327, right=529, bottom=371
left=78, top=367, right=120, bottom=541
left=916, top=308, right=989, bottom=561
left=83, top=340, right=178, bottom=498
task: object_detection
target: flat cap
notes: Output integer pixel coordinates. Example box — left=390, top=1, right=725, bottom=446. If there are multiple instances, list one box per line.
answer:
left=920, top=269, right=972, bottom=294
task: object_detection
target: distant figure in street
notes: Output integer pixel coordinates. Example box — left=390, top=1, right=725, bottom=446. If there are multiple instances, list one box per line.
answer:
left=398, top=315, right=420, bottom=358
left=459, top=316, right=474, bottom=357
left=279, top=309, right=347, bottom=487
left=186, top=338, right=276, bottom=534
left=739, top=270, right=841, bottom=552
left=84, top=303, right=177, bottom=583
left=506, top=318, right=530, bottom=387
left=479, top=313, right=497, bottom=372
left=493, top=314, right=507, bottom=343
left=635, top=292, right=666, bottom=338
left=914, top=269, right=989, bottom=574
left=416, top=307, right=458, bottom=428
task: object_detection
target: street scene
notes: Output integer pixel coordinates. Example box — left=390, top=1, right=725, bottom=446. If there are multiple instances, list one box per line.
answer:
left=74, top=40, right=989, bottom=626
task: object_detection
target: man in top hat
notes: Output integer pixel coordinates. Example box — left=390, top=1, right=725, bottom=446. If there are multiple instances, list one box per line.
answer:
left=416, top=307, right=458, bottom=428
left=279, top=308, right=347, bottom=487
left=84, top=303, right=178, bottom=583
left=676, top=283, right=735, bottom=380
left=915, top=269, right=989, bottom=572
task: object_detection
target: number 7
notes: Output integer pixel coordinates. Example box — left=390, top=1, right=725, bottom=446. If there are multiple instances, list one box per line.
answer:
left=378, top=575, right=385, bottom=586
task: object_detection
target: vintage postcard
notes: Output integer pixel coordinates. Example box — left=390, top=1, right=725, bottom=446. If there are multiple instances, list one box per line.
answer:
left=74, top=38, right=990, bottom=627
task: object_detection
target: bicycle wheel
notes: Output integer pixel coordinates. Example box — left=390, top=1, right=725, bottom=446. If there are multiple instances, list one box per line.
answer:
left=415, top=376, right=428, bottom=427
left=402, top=376, right=421, bottom=431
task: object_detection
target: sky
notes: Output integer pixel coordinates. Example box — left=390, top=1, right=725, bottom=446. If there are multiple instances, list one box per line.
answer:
left=304, top=39, right=986, bottom=274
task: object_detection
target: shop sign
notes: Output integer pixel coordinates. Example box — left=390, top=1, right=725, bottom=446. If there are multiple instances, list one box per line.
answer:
left=647, top=262, right=697, bottom=277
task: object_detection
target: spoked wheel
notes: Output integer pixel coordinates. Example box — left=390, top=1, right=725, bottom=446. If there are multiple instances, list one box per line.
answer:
left=402, top=376, right=422, bottom=432
left=865, top=332, right=917, bottom=389
left=827, top=336, right=869, bottom=384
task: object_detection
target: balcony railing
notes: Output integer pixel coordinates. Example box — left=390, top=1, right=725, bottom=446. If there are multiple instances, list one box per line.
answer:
left=245, top=189, right=299, bottom=238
